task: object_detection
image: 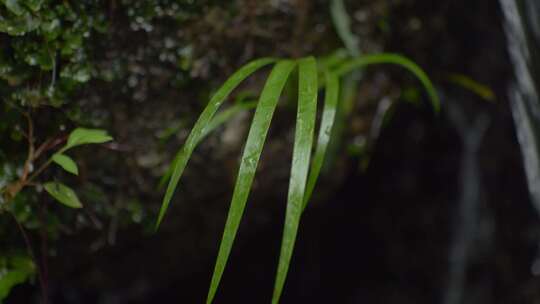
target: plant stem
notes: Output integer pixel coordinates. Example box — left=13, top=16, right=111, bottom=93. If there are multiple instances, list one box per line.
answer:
left=10, top=212, right=48, bottom=304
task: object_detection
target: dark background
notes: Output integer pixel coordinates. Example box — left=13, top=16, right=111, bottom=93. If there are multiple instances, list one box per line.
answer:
left=4, top=0, right=540, bottom=303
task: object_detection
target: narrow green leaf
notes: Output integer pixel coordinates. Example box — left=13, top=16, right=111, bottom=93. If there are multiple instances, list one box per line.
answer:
left=334, top=53, right=440, bottom=112
left=43, top=182, right=82, bottom=208
left=320, top=49, right=350, bottom=71
left=447, top=73, right=495, bottom=101
left=64, top=128, right=113, bottom=151
left=202, top=101, right=257, bottom=138
left=302, top=71, right=339, bottom=211
left=206, top=60, right=296, bottom=304
left=272, top=57, right=318, bottom=304
left=0, top=256, right=35, bottom=301
left=156, top=58, right=276, bottom=228
left=157, top=101, right=258, bottom=190
left=330, top=0, right=360, bottom=56
left=52, top=153, right=79, bottom=175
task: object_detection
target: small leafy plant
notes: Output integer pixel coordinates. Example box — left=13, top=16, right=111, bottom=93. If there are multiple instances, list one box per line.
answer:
left=2, top=125, right=113, bottom=209
left=0, top=121, right=112, bottom=300
left=156, top=53, right=439, bottom=303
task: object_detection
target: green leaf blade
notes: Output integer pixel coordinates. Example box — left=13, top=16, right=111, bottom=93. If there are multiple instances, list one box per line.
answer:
left=206, top=60, right=296, bottom=304
left=272, top=57, right=318, bottom=304
left=0, top=256, right=36, bottom=301
left=302, top=71, right=340, bottom=211
left=43, top=182, right=82, bottom=208
left=334, top=53, right=440, bottom=112
left=52, top=153, right=79, bottom=175
left=64, top=128, right=113, bottom=150
left=157, top=101, right=258, bottom=190
left=201, top=100, right=257, bottom=139
left=156, top=57, right=276, bottom=229
left=330, top=0, right=360, bottom=56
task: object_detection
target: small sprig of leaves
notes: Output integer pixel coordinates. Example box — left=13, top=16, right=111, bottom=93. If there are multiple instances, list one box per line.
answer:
left=0, top=114, right=112, bottom=300
left=1, top=124, right=113, bottom=210
left=43, top=128, right=112, bottom=208
left=155, top=53, right=439, bottom=303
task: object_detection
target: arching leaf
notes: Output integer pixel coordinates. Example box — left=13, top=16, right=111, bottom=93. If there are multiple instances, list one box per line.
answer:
left=206, top=60, right=296, bottom=304
left=158, top=100, right=258, bottom=190
left=272, top=57, right=318, bottom=304
left=156, top=58, right=276, bottom=228
left=334, top=53, right=440, bottom=112
left=302, top=71, right=340, bottom=211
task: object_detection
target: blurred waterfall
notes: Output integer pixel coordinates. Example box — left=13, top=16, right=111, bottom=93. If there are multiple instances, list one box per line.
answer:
left=500, top=0, right=540, bottom=274
left=443, top=101, right=490, bottom=304
left=500, top=0, right=540, bottom=216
